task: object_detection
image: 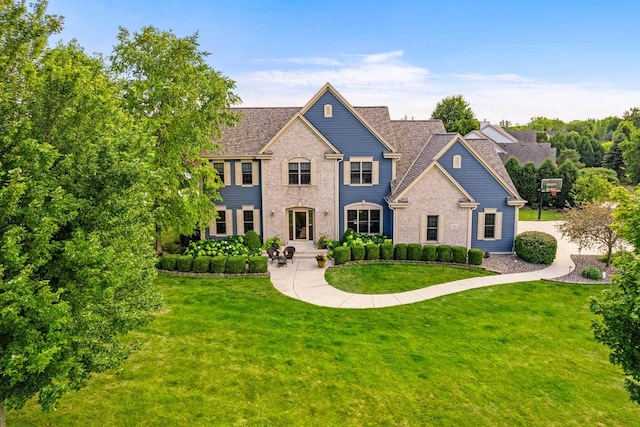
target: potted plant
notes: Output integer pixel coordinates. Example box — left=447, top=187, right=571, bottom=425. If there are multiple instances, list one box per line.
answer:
left=317, top=234, right=329, bottom=249
left=316, top=254, right=327, bottom=268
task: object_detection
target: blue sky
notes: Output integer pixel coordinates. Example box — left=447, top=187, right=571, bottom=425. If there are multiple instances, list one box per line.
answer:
left=47, top=0, right=640, bottom=124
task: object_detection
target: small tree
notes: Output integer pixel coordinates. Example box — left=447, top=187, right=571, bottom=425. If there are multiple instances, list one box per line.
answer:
left=556, top=201, right=622, bottom=266
left=430, top=95, right=479, bottom=135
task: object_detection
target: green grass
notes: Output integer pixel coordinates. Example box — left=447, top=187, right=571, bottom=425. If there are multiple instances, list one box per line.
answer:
left=325, top=263, right=496, bottom=294
left=519, top=207, right=565, bottom=221
left=10, top=275, right=640, bottom=426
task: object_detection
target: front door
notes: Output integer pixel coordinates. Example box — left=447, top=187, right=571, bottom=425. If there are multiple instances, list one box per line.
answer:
left=288, top=209, right=314, bottom=241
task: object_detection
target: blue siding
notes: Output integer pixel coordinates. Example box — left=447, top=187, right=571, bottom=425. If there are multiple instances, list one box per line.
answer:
left=440, top=141, right=516, bottom=252
left=304, top=91, right=393, bottom=237
left=206, top=160, right=263, bottom=238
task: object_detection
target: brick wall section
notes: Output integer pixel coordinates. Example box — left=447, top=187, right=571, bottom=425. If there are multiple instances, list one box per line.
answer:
left=262, top=119, right=338, bottom=243
left=394, top=167, right=471, bottom=246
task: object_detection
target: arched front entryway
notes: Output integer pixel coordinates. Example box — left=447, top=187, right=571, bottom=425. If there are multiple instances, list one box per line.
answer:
left=287, top=208, right=314, bottom=242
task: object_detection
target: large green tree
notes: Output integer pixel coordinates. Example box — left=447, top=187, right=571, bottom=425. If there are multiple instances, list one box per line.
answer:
left=0, top=1, right=161, bottom=424
left=109, top=26, right=241, bottom=250
left=430, top=95, right=479, bottom=135
left=591, top=186, right=640, bottom=404
left=621, top=130, right=640, bottom=184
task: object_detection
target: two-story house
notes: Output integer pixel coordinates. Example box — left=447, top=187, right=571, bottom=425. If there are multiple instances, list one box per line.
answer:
left=204, top=83, right=525, bottom=253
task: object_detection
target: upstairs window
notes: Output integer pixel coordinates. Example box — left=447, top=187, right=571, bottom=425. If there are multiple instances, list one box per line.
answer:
left=289, top=161, right=311, bottom=185
left=350, top=161, right=373, bottom=184
left=235, top=161, right=258, bottom=186
left=241, top=162, right=253, bottom=185
left=213, top=162, right=225, bottom=182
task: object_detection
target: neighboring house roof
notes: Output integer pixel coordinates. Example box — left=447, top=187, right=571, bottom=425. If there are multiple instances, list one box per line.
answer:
left=466, top=121, right=556, bottom=167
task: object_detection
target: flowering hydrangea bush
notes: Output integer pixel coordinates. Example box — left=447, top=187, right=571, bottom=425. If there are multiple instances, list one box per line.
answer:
left=184, top=236, right=262, bottom=259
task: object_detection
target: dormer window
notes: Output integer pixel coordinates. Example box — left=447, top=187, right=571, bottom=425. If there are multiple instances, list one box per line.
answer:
left=324, top=104, right=332, bottom=118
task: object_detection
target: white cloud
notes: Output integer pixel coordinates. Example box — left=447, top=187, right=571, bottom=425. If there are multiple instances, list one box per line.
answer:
left=236, top=51, right=640, bottom=124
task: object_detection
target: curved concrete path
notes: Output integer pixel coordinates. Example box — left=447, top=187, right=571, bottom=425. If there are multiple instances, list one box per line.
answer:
left=268, top=221, right=600, bottom=309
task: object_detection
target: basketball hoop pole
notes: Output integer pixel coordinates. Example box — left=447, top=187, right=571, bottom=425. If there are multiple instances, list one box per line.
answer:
left=537, top=188, right=543, bottom=221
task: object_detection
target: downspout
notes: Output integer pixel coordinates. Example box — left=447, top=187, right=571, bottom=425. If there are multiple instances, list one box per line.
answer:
left=467, top=206, right=477, bottom=250
left=335, top=157, right=343, bottom=239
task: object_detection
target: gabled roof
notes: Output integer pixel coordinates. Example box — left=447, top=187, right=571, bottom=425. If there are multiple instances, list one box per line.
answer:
left=260, top=113, right=340, bottom=154
left=390, top=120, right=447, bottom=185
left=497, top=142, right=557, bottom=167
left=506, top=129, right=537, bottom=144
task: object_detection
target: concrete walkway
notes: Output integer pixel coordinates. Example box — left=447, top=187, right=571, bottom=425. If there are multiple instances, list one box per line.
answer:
left=268, top=221, right=600, bottom=309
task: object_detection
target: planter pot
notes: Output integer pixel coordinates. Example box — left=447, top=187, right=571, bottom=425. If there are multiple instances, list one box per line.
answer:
left=317, top=260, right=326, bottom=268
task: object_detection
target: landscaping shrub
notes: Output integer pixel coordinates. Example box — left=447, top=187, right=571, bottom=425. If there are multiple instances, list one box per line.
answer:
left=582, top=266, right=601, bottom=280
left=177, top=255, right=193, bottom=272
left=422, top=245, right=437, bottom=261
left=210, top=255, right=227, bottom=273
left=160, top=254, right=180, bottom=270
left=452, top=246, right=467, bottom=264
left=468, top=248, right=484, bottom=266
left=437, top=245, right=452, bottom=263
left=394, top=244, right=408, bottom=260
left=244, top=230, right=262, bottom=251
left=226, top=255, right=246, bottom=274
left=515, top=231, right=557, bottom=264
left=192, top=256, right=211, bottom=273
left=380, top=242, right=394, bottom=260
left=351, top=244, right=365, bottom=261
left=263, top=236, right=281, bottom=250
left=163, top=241, right=183, bottom=254
left=407, top=244, right=422, bottom=261
left=185, top=236, right=261, bottom=259
left=333, top=246, right=351, bottom=265
left=248, top=256, right=268, bottom=273
left=365, top=243, right=380, bottom=260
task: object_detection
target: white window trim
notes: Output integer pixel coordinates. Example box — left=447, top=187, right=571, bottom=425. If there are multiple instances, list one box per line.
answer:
left=420, top=214, right=444, bottom=244
left=477, top=208, right=503, bottom=240
left=344, top=202, right=383, bottom=235
left=210, top=205, right=233, bottom=237
left=344, top=157, right=379, bottom=186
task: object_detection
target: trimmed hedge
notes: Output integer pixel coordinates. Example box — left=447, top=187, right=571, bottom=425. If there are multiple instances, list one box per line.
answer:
left=177, top=255, right=193, bottom=272
left=394, top=244, right=408, bottom=260
left=210, top=255, right=227, bottom=273
left=437, top=245, right=452, bottom=263
left=407, top=244, right=422, bottom=261
left=422, top=245, right=437, bottom=261
left=192, top=256, right=211, bottom=273
left=160, top=254, right=180, bottom=270
left=468, top=248, right=484, bottom=266
left=333, top=246, right=351, bottom=265
left=515, top=231, right=557, bottom=264
left=365, top=244, right=380, bottom=260
left=380, top=242, right=394, bottom=260
left=248, top=256, right=268, bottom=273
left=351, top=244, right=366, bottom=261
left=582, top=266, right=601, bottom=280
left=452, top=246, right=467, bottom=264
left=226, top=255, right=246, bottom=274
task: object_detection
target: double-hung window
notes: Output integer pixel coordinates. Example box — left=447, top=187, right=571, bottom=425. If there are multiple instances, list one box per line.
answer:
left=289, top=161, right=311, bottom=185
left=241, top=162, right=253, bottom=185
left=426, top=215, right=439, bottom=241
left=243, top=211, right=254, bottom=232
left=344, top=157, right=378, bottom=186
left=213, top=162, right=225, bottom=182
left=477, top=209, right=502, bottom=240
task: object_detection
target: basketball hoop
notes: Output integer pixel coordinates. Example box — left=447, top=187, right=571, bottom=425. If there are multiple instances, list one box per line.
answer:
left=550, top=188, right=558, bottom=197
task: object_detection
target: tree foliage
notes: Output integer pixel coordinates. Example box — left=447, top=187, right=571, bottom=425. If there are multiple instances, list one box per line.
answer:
left=590, top=186, right=640, bottom=405
left=430, top=95, right=479, bottom=135
left=109, top=26, right=241, bottom=250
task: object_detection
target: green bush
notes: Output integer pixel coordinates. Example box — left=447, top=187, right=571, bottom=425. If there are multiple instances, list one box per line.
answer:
left=582, top=266, right=601, bottom=280
left=437, top=245, right=452, bottom=263
left=452, top=246, right=467, bottom=264
left=380, top=242, right=394, bottom=260
left=407, top=244, right=422, bottom=261
left=394, top=244, right=408, bottom=260
left=515, top=231, right=557, bottom=264
left=244, top=230, right=262, bottom=251
left=210, top=255, right=227, bottom=273
left=365, top=244, right=380, bottom=260
left=177, top=255, right=193, bottom=272
left=468, top=248, right=484, bottom=266
left=163, top=241, right=183, bottom=254
left=422, top=245, right=437, bottom=261
left=186, top=236, right=261, bottom=259
left=160, top=254, right=180, bottom=270
left=351, top=244, right=365, bottom=261
left=263, top=236, right=281, bottom=250
left=333, top=246, right=351, bottom=265
left=248, top=256, right=268, bottom=273
left=192, top=256, right=211, bottom=273
left=226, top=255, right=246, bottom=274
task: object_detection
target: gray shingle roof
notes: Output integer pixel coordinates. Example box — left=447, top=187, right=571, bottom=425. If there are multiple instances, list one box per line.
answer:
left=497, top=142, right=557, bottom=167
left=390, top=120, right=447, bottom=183
left=506, top=129, right=537, bottom=144
left=467, top=139, right=519, bottom=195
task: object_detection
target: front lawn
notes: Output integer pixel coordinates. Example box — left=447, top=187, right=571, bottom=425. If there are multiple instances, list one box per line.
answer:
left=519, top=206, right=565, bottom=221
left=325, top=262, right=496, bottom=294
left=11, top=275, right=640, bottom=426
